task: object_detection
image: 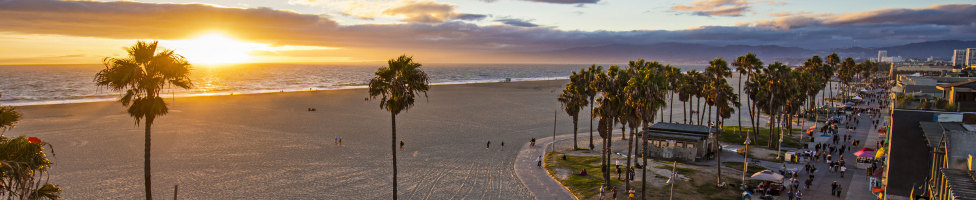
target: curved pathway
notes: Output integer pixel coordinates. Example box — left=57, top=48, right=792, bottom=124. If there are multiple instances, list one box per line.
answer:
left=514, top=134, right=577, bottom=200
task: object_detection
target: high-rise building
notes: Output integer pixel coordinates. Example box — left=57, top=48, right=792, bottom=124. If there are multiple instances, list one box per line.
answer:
left=967, top=48, right=976, bottom=67
left=878, top=50, right=888, bottom=62
left=953, top=49, right=966, bottom=67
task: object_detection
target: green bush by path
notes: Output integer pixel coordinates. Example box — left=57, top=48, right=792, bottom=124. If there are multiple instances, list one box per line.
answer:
left=722, top=161, right=768, bottom=174
left=720, top=126, right=805, bottom=149
left=545, top=153, right=623, bottom=199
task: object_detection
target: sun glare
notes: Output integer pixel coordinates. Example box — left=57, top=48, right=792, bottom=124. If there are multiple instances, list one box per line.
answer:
left=164, top=33, right=260, bottom=65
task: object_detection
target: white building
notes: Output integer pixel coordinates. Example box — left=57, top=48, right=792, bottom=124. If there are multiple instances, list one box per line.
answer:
left=879, top=50, right=888, bottom=62
left=954, top=49, right=967, bottom=67
left=967, top=48, right=976, bottom=67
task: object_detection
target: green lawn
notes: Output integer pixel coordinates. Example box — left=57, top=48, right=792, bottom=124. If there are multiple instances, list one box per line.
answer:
left=653, top=165, right=696, bottom=176
left=720, top=126, right=806, bottom=149
left=545, top=153, right=623, bottom=199
left=722, top=161, right=768, bottom=174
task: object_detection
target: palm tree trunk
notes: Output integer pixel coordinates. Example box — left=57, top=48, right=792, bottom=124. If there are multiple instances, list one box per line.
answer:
left=626, top=124, right=635, bottom=191
left=714, top=111, right=722, bottom=185
left=573, top=115, right=579, bottom=149
left=391, top=113, right=399, bottom=200
left=683, top=101, right=688, bottom=124
left=607, top=121, right=614, bottom=185
left=144, top=117, right=154, bottom=200
left=670, top=92, right=675, bottom=123
left=737, top=73, right=743, bottom=136
left=640, top=127, right=649, bottom=199
left=697, top=97, right=703, bottom=125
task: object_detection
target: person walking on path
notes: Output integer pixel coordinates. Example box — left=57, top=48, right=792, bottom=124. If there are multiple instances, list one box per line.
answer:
left=486, top=140, right=491, bottom=149
left=400, top=140, right=404, bottom=151
left=536, top=156, right=542, bottom=168
left=835, top=185, right=843, bottom=197
left=841, top=166, right=847, bottom=177
left=616, top=166, right=622, bottom=180
left=501, top=141, right=505, bottom=151
left=831, top=181, right=838, bottom=195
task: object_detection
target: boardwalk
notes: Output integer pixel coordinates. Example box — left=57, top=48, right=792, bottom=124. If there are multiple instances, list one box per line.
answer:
left=514, top=134, right=577, bottom=200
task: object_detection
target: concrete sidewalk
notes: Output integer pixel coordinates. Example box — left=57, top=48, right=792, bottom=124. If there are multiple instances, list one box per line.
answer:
left=514, top=133, right=578, bottom=200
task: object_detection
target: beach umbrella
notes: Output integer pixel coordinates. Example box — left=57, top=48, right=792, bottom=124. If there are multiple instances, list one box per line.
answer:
left=750, top=170, right=784, bottom=182
left=853, top=151, right=875, bottom=158
left=858, top=148, right=875, bottom=152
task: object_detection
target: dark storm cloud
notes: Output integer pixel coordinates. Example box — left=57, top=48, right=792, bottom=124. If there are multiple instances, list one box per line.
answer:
left=495, top=18, right=539, bottom=27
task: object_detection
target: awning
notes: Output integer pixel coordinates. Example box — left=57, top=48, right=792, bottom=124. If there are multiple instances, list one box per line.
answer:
left=854, top=151, right=876, bottom=158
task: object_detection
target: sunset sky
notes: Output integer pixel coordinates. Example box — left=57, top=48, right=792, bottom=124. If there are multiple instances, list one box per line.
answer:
left=0, top=0, right=974, bottom=64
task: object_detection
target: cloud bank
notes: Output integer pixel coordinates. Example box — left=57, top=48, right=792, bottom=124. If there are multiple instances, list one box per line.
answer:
left=0, top=0, right=973, bottom=62
left=670, top=0, right=752, bottom=17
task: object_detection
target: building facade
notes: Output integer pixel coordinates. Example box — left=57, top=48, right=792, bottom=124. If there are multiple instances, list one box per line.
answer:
left=641, top=123, right=715, bottom=162
left=967, top=48, right=976, bottom=68
left=954, top=49, right=967, bottom=67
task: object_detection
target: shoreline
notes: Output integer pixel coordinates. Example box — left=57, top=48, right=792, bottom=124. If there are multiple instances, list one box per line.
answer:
left=6, top=77, right=569, bottom=107
left=8, top=79, right=575, bottom=199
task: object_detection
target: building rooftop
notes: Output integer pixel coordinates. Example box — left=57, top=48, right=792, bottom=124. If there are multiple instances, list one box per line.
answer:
left=886, top=109, right=937, bottom=197
left=947, top=131, right=976, bottom=170
left=919, top=121, right=944, bottom=149
left=938, top=79, right=976, bottom=90
left=647, top=123, right=713, bottom=136
left=941, top=169, right=976, bottom=200
left=901, top=85, right=942, bottom=95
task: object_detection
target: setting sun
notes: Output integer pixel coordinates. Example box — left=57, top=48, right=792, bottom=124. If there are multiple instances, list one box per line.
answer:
left=163, top=33, right=260, bottom=65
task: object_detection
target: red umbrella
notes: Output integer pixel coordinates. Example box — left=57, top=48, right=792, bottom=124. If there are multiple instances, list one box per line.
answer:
left=854, top=151, right=875, bottom=158
left=858, top=148, right=875, bottom=151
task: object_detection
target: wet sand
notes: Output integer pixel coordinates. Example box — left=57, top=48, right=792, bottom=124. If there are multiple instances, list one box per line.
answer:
left=9, top=80, right=582, bottom=199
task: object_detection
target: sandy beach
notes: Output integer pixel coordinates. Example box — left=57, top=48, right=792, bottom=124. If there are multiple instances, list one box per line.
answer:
left=9, top=80, right=590, bottom=199
left=6, top=76, right=835, bottom=199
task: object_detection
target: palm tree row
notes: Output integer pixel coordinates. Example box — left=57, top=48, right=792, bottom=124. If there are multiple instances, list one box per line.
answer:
left=560, top=53, right=884, bottom=195
left=561, top=58, right=739, bottom=198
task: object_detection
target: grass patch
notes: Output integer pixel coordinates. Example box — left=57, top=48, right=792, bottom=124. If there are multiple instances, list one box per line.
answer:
left=720, top=126, right=805, bottom=149
left=545, top=153, right=623, bottom=199
left=722, top=161, right=768, bottom=174
left=654, top=165, right=696, bottom=176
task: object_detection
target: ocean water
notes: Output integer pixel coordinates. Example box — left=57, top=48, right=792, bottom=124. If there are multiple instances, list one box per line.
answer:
left=2, top=63, right=715, bottom=106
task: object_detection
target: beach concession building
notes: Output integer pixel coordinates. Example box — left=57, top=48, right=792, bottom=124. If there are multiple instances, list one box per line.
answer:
left=641, top=123, right=715, bottom=162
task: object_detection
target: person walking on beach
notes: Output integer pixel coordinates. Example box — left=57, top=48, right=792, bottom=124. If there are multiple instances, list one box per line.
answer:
left=487, top=140, right=491, bottom=149
left=501, top=141, right=504, bottom=151
left=400, top=140, right=404, bottom=151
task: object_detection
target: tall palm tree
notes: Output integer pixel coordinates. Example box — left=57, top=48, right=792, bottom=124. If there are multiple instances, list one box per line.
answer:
left=824, top=54, right=839, bottom=110
left=732, top=53, right=762, bottom=137
left=0, top=93, right=21, bottom=136
left=732, top=53, right=762, bottom=183
left=559, top=72, right=588, bottom=149
left=704, top=58, right=734, bottom=185
left=94, top=41, right=193, bottom=200
left=624, top=59, right=668, bottom=197
left=368, top=55, right=430, bottom=200
left=682, top=70, right=703, bottom=124
left=665, top=65, right=682, bottom=123
left=839, top=57, right=857, bottom=99
left=584, top=65, right=603, bottom=149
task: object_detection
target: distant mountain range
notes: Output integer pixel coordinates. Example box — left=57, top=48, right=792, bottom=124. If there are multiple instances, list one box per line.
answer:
left=538, top=40, right=976, bottom=65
